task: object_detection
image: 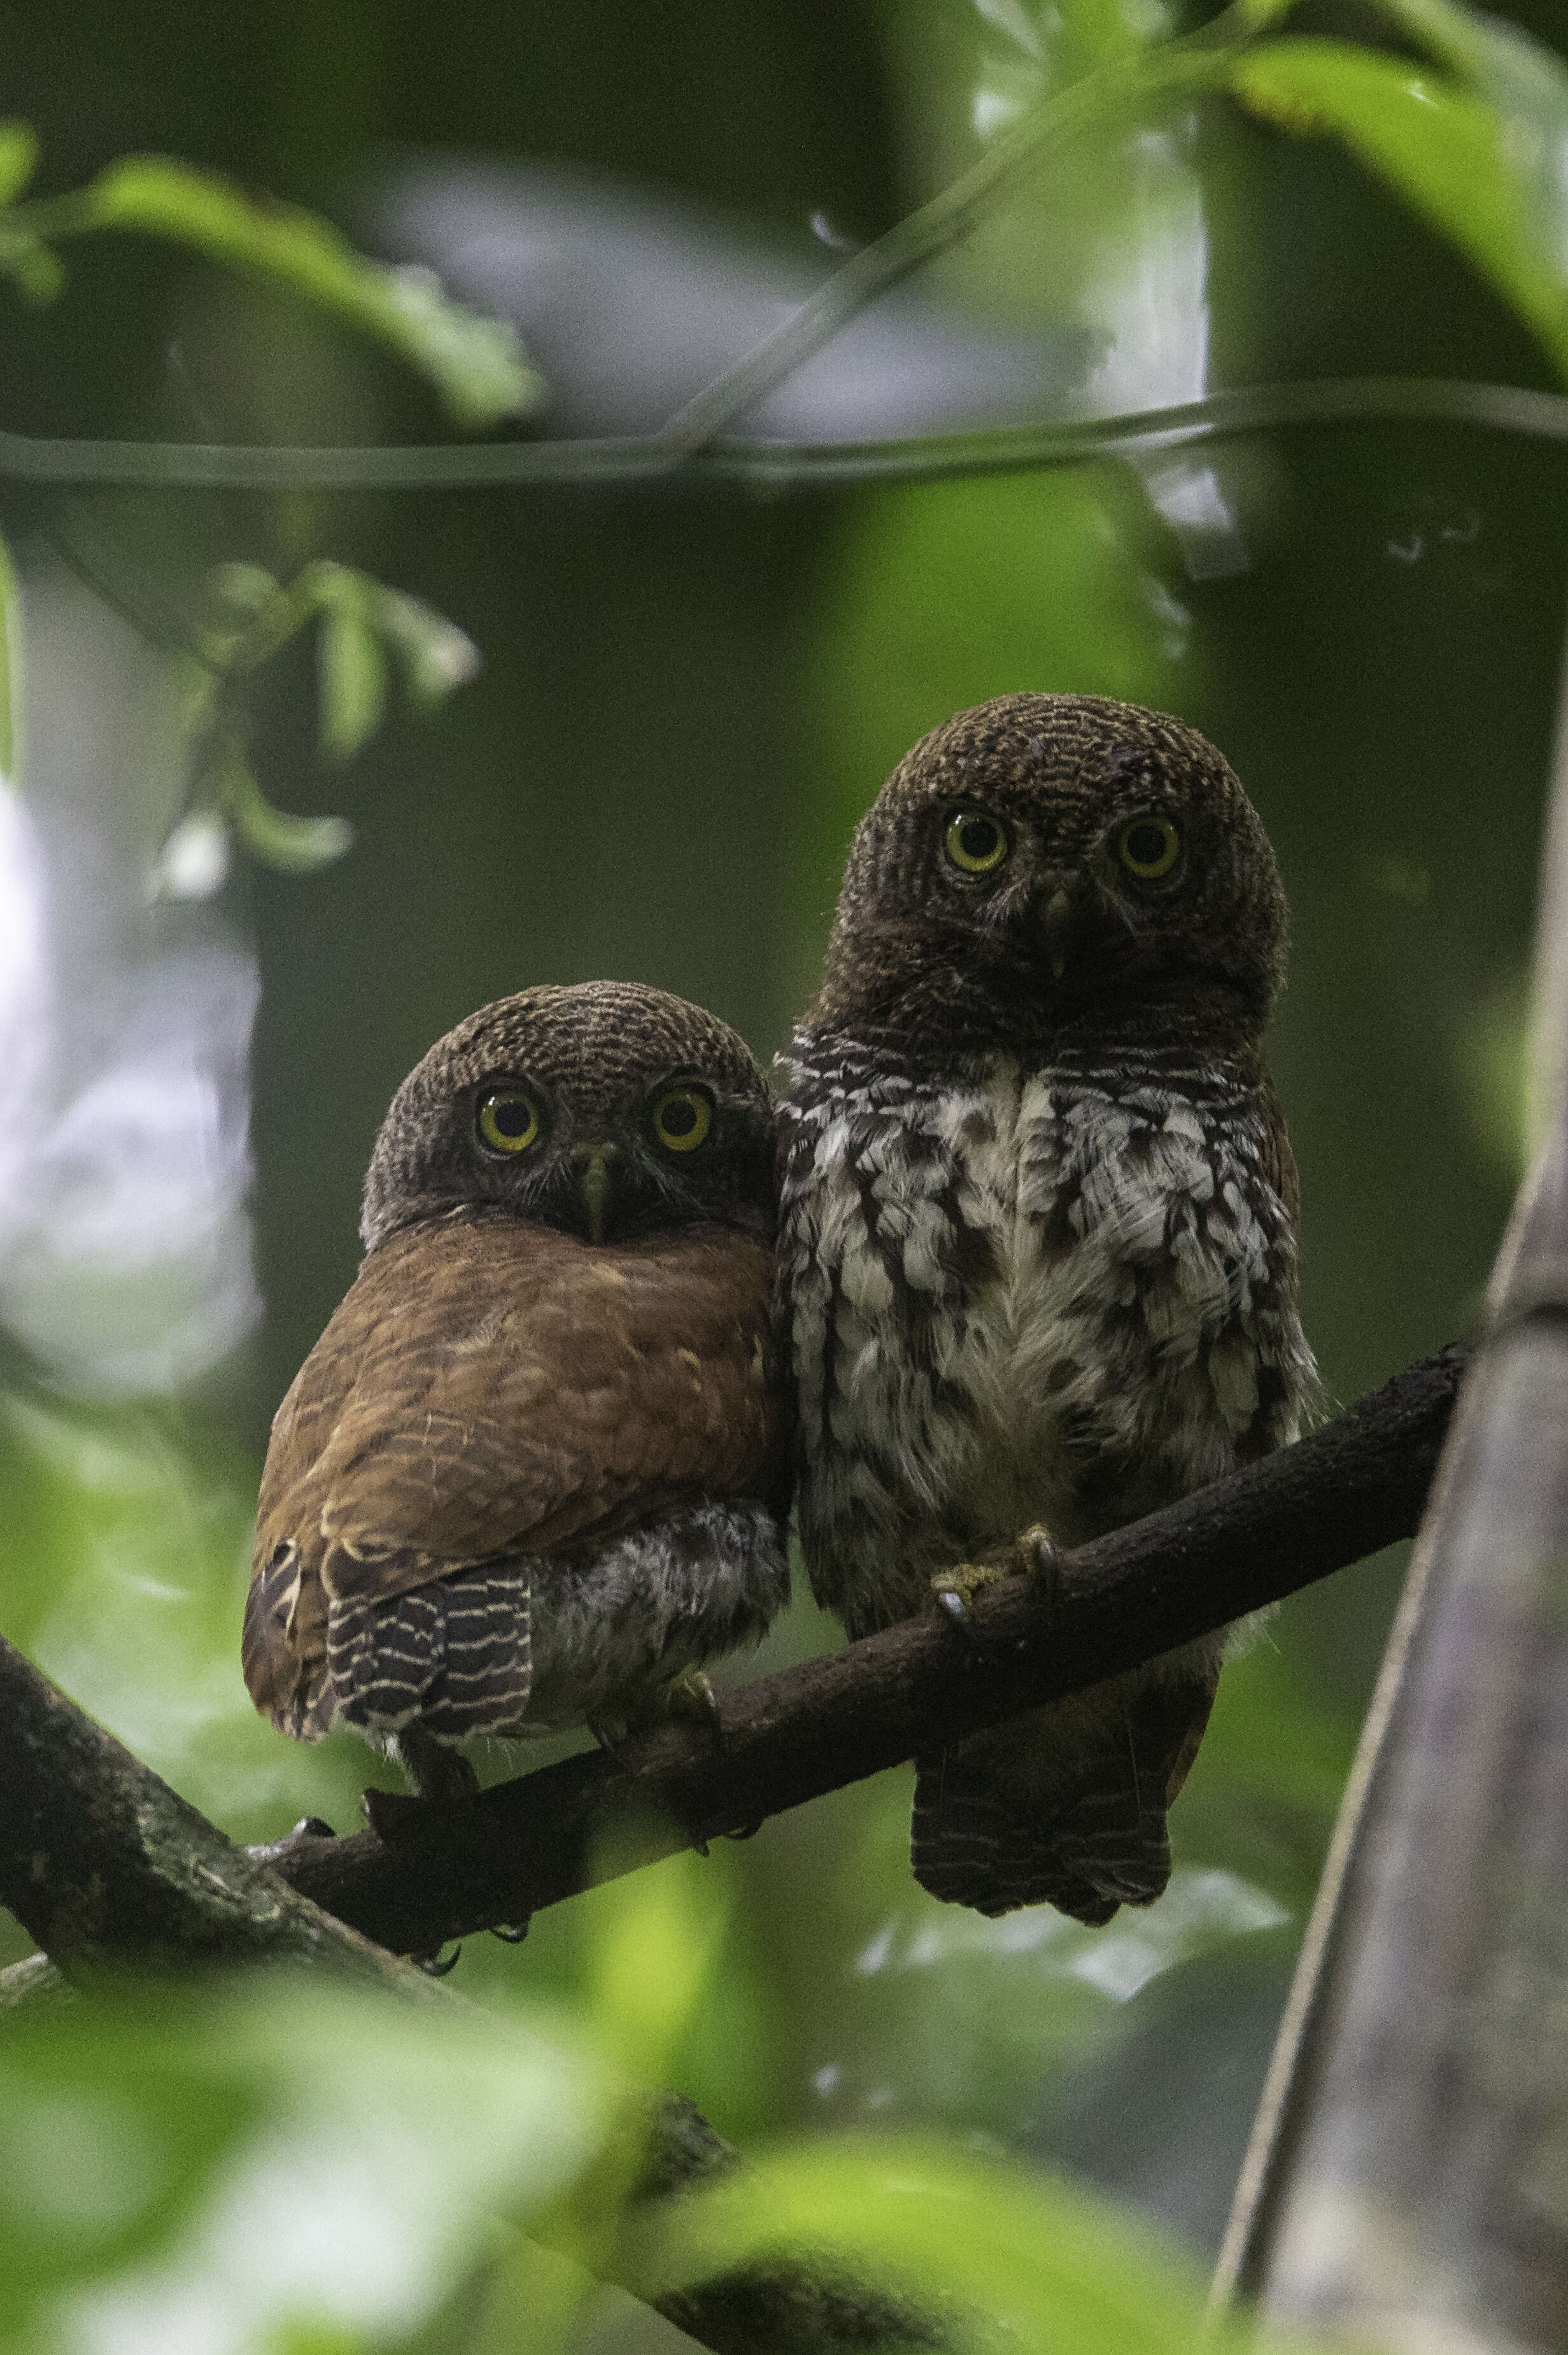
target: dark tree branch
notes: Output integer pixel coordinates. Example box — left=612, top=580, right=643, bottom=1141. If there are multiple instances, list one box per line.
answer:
left=264, top=1346, right=1470, bottom=1959
left=0, top=1636, right=955, bottom=2352
left=0, top=1625, right=455, bottom=1998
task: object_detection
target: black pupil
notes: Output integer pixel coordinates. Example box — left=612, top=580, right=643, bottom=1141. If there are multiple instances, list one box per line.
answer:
left=1127, top=824, right=1169, bottom=867
left=661, top=1097, right=698, bottom=1137
left=491, top=1098, right=531, bottom=1136
left=959, top=816, right=998, bottom=861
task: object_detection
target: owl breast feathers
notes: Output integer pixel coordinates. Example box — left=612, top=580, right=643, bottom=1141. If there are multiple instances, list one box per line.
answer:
left=779, top=693, right=1318, bottom=1923
left=244, top=981, right=791, bottom=1779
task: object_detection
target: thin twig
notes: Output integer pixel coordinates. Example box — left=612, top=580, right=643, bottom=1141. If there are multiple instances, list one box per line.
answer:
left=651, top=0, right=1282, bottom=449
left=0, top=380, right=1560, bottom=494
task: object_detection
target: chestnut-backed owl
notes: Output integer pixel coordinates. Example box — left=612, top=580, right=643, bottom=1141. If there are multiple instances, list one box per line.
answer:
left=777, top=695, right=1317, bottom=1924
left=244, top=982, right=790, bottom=1794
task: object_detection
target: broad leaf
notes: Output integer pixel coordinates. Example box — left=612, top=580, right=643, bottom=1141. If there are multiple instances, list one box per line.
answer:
left=628, top=2133, right=1236, bottom=2354
left=0, top=123, right=38, bottom=209
left=223, top=754, right=354, bottom=871
left=317, top=590, right=388, bottom=767
left=0, top=1974, right=607, bottom=2353
left=1231, top=37, right=1568, bottom=379
left=1374, top=0, right=1568, bottom=296
left=79, top=157, right=542, bottom=427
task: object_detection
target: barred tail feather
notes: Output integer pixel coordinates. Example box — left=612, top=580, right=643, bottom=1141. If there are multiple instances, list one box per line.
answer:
left=327, top=1566, right=532, bottom=1742
left=911, top=1673, right=1218, bottom=1926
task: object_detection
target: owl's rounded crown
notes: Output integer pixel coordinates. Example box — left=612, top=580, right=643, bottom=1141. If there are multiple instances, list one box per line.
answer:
left=811, top=692, right=1289, bottom=1059
left=361, top=980, right=775, bottom=1252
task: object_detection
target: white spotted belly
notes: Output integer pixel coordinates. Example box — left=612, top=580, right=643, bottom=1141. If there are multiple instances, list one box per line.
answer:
left=784, top=1048, right=1309, bottom=1632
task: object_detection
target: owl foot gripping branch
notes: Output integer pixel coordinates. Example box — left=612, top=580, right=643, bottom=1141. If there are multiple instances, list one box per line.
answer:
left=244, top=694, right=1315, bottom=1934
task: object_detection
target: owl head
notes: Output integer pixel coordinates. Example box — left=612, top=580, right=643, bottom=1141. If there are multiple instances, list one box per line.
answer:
left=361, top=981, right=775, bottom=1251
left=811, top=694, right=1288, bottom=1059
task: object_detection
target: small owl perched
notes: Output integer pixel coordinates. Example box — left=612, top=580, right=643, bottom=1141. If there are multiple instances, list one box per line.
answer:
left=244, top=982, right=791, bottom=1797
left=778, top=694, right=1317, bottom=1925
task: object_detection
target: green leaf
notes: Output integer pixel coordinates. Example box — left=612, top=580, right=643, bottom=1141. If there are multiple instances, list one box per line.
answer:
left=0, top=523, right=22, bottom=778
left=628, top=2133, right=1234, bottom=2353
left=206, top=560, right=283, bottom=620
left=0, top=1973, right=607, bottom=2351
left=77, top=156, right=543, bottom=427
left=222, top=752, right=354, bottom=871
left=316, top=591, right=388, bottom=766
left=0, top=122, right=38, bottom=208
left=586, top=1844, right=730, bottom=2083
left=374, top=587, right=481, bottom=708
left=1371, top=0, right=1568, bottom=290
left=0, top=231, right=62, bottom=303
left=1054, top=0, right=1148, bottom=68
left=1229, top=38, right=1568, bottom=379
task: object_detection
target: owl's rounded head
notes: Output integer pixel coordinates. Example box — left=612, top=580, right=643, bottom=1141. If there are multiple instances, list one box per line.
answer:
left=361, top=981, right=775, bottom=1252
left=812, top=693, right=1288, bottom=1059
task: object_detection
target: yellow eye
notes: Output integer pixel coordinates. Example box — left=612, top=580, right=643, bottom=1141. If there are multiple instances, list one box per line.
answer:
left=1117, top=814, right=1183, bottom=883
left=944, top=807, right=1009, bottom=875
left=477, top=1091, right=540, bottom=1154
left=652, top=1086, right=712, bottom=1153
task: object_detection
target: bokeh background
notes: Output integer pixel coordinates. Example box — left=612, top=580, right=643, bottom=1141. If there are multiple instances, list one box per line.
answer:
left=1, top=0, right=1565, bottom=2344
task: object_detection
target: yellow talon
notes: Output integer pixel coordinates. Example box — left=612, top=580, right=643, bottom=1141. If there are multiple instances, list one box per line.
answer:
left=665, top=1667, right=723, bottom=1738
left=931, top=1527, right=1055, bottom=1620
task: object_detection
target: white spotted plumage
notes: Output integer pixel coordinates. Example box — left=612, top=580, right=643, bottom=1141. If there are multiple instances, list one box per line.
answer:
left=779, top=690, right=1314, bottom=1920
left=779, top=1037, right=1317, bottom=1642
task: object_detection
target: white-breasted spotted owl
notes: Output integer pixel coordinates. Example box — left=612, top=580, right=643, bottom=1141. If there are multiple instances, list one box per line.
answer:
left=777, top=694, right=1317, bottom=1924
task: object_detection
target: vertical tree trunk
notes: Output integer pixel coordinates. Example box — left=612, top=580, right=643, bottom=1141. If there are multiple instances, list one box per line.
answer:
left=1215, top=651, right=1568, bottom=2349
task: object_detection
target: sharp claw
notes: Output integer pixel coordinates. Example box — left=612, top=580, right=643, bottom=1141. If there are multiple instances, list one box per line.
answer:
left=590, top=1715, right=630, bottom=1765
left=362, top=1786, right=430, bottom=1846
left=666, top=1669, right=724, bottom=1751
left=1029, top=1532, right=1061, bottom=1623
left=936, top=1584, right=992, bottom=1655
left=416, top=1943, right=462, bottom=1977
left=491, top=1921, right=530, bottom=1944
left=243, top=1813, right=339, bottom=1868
left=392, top=1727, right=479, bottom=1807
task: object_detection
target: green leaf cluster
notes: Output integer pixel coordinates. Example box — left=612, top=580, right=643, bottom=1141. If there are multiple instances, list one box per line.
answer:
left=0, top=132, right=540, bottom=426
left=155, top=559, right=481, bottom=893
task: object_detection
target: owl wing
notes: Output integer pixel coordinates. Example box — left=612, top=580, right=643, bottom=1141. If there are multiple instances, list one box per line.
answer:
left=243, top=1215, right=784, bottom=1734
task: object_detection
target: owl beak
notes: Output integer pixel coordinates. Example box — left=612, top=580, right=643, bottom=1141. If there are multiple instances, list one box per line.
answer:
left=572, top=1141, right=621, bottom=1244
left=1042, top=879, right=1081, bottom=981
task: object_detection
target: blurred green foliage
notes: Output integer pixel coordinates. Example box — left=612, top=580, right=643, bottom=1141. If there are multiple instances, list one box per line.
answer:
left=1, top=0, right=1565, bottom=2344
left=0, top=131, right=539, bottom=419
